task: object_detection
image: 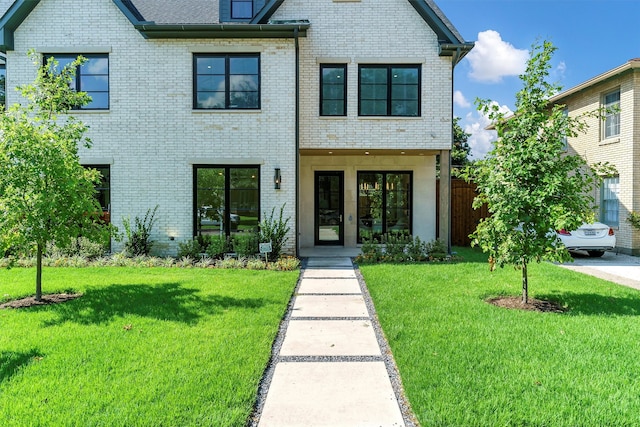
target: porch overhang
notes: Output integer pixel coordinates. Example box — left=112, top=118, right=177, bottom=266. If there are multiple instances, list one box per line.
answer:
left=299, top=148, right=443, bottom=157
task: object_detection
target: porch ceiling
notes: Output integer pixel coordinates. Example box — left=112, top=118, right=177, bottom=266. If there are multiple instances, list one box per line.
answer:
left=299, top=148, right=443, bottom=156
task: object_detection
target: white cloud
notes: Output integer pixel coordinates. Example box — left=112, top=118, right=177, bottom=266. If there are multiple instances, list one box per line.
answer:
left=554, top=61, right=567, bottom=80
left=463, top=101, right=512, bottom=160
left=454, top=90, right=471, bottom=108
left=466, top=30, right=528, bottom=83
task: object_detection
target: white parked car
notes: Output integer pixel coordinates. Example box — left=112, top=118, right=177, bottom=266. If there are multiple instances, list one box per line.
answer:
left=556, top=222, right=616, bottom=257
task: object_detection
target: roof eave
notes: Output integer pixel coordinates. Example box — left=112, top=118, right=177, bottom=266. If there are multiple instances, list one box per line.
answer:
left=551, top=60, right=640, bottom=103
left=407, top=0, right=462, bottom=44
left=134, top=23, right=309, bottom=39
left=0, top=0, right=41, bottom=51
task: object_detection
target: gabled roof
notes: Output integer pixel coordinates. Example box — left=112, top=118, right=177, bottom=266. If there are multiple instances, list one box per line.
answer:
left=0, top=0, right=473, bottom=57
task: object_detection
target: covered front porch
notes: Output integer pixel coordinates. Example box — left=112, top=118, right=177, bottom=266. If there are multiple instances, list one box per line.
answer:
left=297, top=148, right=451, bottom=254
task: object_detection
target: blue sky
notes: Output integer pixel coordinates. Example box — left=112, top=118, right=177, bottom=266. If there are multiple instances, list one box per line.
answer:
left=436, top=0, right=640, bottom=159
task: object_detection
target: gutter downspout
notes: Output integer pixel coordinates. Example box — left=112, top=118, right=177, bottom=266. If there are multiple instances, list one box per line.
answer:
left=294, top=28, right=300, bottom=257
left=448, top=46, right=462, bottom=256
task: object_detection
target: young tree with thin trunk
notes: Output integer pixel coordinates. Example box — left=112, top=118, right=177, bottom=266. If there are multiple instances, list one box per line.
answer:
left=463, top=41, right=612, bottom=304
left=0, top=51, right=107, bottom=301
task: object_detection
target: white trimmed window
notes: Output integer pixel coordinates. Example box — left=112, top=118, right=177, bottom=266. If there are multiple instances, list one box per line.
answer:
left=603, top=89, right=620, bottom=139
left=600, top=176, right=620, bottom=227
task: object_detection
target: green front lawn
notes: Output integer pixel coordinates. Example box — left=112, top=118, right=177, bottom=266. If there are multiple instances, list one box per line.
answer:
left=0, top=267, right=298, bottom=426
left=361, top=247, right=640, bottom=426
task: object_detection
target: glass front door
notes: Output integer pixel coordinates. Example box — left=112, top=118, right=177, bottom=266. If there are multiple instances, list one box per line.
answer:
left=315, top=171, right=344, bottom=245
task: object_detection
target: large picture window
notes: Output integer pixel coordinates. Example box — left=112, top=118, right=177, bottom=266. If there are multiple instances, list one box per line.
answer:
left=357, top=172, right=412, bottom=242
left=601, top=176, right=620, bottom=227
left=46, top=54, right=109, bottom=110
left=359, top=65, right=420, bottom=117
left=194, top=54, right=260, bottom=110
left=194, top=166, right=260, bottom=236
left=320, top=64, right=347, bottom=116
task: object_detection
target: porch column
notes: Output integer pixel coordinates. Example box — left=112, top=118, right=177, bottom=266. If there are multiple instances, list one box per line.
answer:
left=438, top=150, right=451, bottom=253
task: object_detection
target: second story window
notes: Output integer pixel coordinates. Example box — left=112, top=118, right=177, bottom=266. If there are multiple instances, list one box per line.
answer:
left=603, top=89, right=620, bottom=139
left=359, top=64, right=420, bottom=117
left=46, top=54, right=109, bottom=110
left=320, top=64, right=347, bottom=116
left=231, top=0, right=253, bottom=19
left=194, top=54, right=260, bottom=110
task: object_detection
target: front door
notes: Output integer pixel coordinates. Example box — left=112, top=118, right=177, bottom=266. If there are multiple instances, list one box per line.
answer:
left=315, top=171, right=344, bottom=245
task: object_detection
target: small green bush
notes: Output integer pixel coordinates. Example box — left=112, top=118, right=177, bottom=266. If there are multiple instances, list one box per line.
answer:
left=259, top=204, right=291, bottom=262
left=177, top=239, right=202, bottom=259
left=205, top=235, right=231, bottom=259
left=122, top=206, right=158, bottom=257
left=47, top=237, right=108, bottom=260
left=356, top=235, right=452, bottom=264
left=232, top=232, right=260, bottom=258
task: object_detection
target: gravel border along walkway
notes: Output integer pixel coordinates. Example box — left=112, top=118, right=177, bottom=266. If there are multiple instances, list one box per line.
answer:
left=247, top=258, right=419, bottom=427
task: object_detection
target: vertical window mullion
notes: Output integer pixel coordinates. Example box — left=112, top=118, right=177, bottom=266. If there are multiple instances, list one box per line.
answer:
left=386, top=68, right=393, bottom=116
left=224, top=55, right=231, bottom=109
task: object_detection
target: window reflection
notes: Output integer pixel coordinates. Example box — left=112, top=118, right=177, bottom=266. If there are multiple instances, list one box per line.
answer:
left=195, top=166, right=259, bottom=236
left=358, top=172, right=411, bottom=242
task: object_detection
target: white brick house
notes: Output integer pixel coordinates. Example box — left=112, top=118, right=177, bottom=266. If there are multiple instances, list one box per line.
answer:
left=551, top=59, right=640, bottom=255
left=0, top=0, right=472, bottom=256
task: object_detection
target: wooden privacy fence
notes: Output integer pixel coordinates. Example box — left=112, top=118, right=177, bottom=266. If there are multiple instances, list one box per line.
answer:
left=436, top=179, right=489, bottom=247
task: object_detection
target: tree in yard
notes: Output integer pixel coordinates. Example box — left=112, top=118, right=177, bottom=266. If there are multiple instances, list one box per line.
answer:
left=0, top=51, right=107, bottom=301
left=452, top=116, right=472, bottom=168
left=463, top=41, right=612, bottom=304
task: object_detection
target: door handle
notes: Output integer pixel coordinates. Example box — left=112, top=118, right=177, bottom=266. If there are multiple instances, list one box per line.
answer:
left=340, top=214, right=343, bottom=222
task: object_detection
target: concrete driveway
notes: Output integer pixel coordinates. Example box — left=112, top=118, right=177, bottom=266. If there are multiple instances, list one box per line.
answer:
left=559, top=251, right=640, bottom=291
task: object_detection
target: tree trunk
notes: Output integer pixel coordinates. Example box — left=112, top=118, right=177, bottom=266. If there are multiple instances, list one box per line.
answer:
left=521, top=259, right=528, bottom=304
left=35, top=242, right=43, bottom=302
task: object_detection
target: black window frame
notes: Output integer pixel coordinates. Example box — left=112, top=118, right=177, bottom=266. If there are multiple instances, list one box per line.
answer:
left=193, top=53, right=261, bottom=110
left=320, top=63, right=347, bottom=116
left=193, top=165, right=261, bottom=237
left=44, top=53, right=110, bottom=110
left=231, top=0, right=253, bottom=19
left=357, top=171, right=413, bottom=243
left=358, top=64, right=421, bottom=117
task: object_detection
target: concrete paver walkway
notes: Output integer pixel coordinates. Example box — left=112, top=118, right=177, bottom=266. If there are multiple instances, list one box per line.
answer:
left=256, top=257, right=407, bottom=427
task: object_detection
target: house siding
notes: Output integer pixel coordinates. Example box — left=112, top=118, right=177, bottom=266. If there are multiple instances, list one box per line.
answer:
left=8, top=0, right=297, bottom=255
left=4, top=0, right=463, bottom=255
left=560, top=69, right=640, bottom=254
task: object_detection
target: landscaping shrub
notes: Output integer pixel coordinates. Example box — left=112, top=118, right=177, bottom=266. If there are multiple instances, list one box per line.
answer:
left=259, top=204, right=291, bottom=262
left=177, top=239, right=202, bottom=259
left=47, top=236, right=108, bottom=260
left=232, top=232, right=260, bottom=258
left=356, top=235, right=452, bottom=264
left=204, top=235, right=231, bottom=259
left=122, top=206, right=158, bottom=257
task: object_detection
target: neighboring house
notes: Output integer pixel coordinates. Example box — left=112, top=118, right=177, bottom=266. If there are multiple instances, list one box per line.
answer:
left=551, top=59, right=640, bottom=255
left=0, top=0, right=473, bottom=256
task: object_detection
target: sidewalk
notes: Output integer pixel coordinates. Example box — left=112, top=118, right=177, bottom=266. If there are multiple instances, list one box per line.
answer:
left=253, top=257, right=411, bottom=427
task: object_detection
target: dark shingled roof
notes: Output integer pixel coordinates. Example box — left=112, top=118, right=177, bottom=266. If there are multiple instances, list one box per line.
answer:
left=128, top=0, right=219, bottom=24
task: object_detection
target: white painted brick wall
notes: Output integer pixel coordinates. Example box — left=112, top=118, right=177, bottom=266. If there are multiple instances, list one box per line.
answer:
left=7, top=0, right=456, bottom=255
left=8, top=0, right=297, bottom=256
left=273, top=0, right=453, bottom=151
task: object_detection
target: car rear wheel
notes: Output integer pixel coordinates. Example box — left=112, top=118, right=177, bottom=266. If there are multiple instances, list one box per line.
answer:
left=587, top=250, right=605, bottom=258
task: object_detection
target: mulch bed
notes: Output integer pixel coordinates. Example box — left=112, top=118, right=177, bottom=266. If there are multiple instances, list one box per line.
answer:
left=0, top=293, right=83, bottom=309
left=487, top=296, right=566, bottom=313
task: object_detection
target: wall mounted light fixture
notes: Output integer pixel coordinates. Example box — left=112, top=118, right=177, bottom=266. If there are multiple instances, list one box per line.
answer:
left=274, top=168, right=281, bottom=189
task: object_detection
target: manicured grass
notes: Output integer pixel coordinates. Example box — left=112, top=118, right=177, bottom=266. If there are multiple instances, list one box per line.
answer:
left=0, top=267, right=298, bottom=426
left=360, top=247, right=640, bottom=426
